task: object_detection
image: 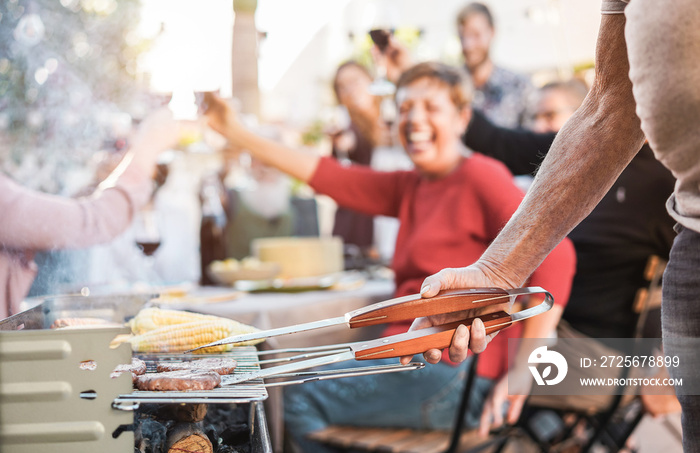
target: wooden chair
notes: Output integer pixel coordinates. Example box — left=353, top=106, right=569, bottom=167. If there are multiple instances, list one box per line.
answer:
left=307, top=354, right=508, bottom=453
left=495, top=255, right=672, bottom=453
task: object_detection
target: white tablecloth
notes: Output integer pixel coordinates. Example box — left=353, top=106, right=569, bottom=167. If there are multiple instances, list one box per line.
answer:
left=173, top=278, right=396, bottom=349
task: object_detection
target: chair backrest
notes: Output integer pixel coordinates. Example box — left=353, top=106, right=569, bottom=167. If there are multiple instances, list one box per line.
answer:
left=632, top=255, right=667, bottom=339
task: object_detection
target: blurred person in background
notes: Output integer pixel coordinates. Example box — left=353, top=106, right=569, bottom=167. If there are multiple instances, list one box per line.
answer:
left=456, top=2, right=535, bottom=128
left=529, top=80, right=590, bottom=134
left=200, top=139, right=320, bottom=285
left=0, top=109, right=182, bottom=319
left=222, top=148, right=318, bottom=260
left=204, top=63, right=575, bottom=452
left=223, top=155, right=296, bottom=260
left=330, top=61, right=390, bottom=266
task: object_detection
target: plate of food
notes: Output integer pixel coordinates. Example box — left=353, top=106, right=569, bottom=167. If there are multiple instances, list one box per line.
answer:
left=231, top=271, right=359, bottom=293
left=208, top=257, right=281, bottom=285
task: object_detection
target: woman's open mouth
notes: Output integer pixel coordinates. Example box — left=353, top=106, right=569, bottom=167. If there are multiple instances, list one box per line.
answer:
left=405, top=130, right=435, bottom=154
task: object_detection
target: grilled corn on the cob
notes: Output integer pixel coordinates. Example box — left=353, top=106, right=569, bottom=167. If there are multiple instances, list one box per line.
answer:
left=128, top=318, right=263, bottom=354
left=128, top=307, right=227, bottom=335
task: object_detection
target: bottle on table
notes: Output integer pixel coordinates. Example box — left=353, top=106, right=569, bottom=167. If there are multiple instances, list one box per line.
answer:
left=199, top=174, right=228, bottom=285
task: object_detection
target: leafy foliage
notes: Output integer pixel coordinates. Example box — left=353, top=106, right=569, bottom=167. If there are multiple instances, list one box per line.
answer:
left=0, top=0, right=148, bottom=193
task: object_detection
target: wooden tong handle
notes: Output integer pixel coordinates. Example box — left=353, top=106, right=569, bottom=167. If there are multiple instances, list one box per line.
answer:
left=351, top=311, right=512, bottom=360
left=347, top=288, right=512, bottom=328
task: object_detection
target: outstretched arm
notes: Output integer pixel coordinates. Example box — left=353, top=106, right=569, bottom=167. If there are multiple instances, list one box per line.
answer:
left=0, top=109, right=181, bottom=250
left=204, top=94, right=320, bottom=183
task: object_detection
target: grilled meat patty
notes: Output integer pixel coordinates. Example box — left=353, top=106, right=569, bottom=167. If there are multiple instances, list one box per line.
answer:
left=156, top=358, right=237, bottom=375
left=134, top=370, right=222, bottom=391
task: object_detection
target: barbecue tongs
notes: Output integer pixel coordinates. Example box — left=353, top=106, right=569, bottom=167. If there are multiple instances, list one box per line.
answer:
left=189, top=287, right=553, bottom=384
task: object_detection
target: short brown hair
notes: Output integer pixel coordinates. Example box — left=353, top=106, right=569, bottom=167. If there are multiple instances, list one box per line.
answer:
left=332, top=60, right=372, bottom=102
left=456, top=2, right=494, bottom=29
left=396, top=62, right=474, bottom=110
left=540, top=79, right=589, bottom=108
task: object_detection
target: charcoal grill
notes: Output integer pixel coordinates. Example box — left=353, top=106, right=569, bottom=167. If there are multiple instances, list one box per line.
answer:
left=116, top=349, right=268, bottom=405
left=0, top=294, right=272, bottom=453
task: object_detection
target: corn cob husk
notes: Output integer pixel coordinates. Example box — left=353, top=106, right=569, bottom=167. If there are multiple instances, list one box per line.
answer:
left=128, top=318, right=263, bottom=354
left=128, top=307, right=230, bottom=335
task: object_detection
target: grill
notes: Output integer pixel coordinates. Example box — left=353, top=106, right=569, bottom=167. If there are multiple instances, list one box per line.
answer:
left=0, top=294, right=272, bottom=453
left=115, top=349, right=268, bottom=405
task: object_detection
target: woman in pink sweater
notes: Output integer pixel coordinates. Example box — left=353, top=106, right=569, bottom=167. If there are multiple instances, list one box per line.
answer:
left=0, top=109, right=182, bottom=319
left=205, top=63, right=575, bottom=450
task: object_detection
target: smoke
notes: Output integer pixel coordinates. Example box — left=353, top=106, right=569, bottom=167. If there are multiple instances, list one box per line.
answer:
left=0, top=0, right=150, bottom=195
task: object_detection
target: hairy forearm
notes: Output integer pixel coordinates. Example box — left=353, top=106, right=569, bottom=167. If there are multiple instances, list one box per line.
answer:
left=222, top=122, right=320, bottom=183
left=478, top=15, right=645, bottom=287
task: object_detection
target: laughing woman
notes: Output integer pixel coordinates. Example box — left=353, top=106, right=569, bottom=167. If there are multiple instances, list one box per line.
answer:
left=204, top=62, right=575, bottom=452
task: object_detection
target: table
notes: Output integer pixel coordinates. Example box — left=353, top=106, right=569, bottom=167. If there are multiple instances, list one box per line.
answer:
left=173, top=278, right=396, bottom=349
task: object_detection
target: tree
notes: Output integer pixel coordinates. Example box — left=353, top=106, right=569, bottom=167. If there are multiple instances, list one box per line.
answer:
left=0, top=0, right=147, bottom=194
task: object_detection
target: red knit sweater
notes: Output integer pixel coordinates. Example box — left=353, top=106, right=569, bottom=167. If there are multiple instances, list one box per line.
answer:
left=310, top=154, right=575, bottom=379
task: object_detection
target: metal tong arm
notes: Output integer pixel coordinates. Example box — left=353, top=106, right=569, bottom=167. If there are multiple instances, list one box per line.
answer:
left=350, top=287, right=554, bottom=360
left=262, top=362, right=425, bottom=387
left=346, top=286, right=545, bottom=328
left=186, top=287, right=548, bottom=353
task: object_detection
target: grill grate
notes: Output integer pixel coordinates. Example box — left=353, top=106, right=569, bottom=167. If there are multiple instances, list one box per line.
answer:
left=113, top=346, right=268, bottom=405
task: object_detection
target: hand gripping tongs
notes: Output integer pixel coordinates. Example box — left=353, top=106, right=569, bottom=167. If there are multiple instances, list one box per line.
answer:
left=187, top=287, right=553, bottom=385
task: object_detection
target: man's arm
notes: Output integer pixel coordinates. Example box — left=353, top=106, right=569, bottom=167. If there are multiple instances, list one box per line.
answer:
left=474, top=13, right=644, bottom=288
left=463, top=109, right=556, bottom=175
left=418, top=14, right=645, bottom=360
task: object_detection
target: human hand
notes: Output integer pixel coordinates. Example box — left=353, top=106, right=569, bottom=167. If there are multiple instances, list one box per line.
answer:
left=371, top=35, right=412, bottom=84
left=131, top=108, right=182, bottom=153
left=478, top=371, right=531, bottom=436
left=399, top=263, right=519, bottom=365
left=202, top=92, right=240, bottom=139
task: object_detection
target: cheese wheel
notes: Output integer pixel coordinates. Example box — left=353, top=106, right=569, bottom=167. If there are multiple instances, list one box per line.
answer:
left=251, top=237, right=343, bottom=278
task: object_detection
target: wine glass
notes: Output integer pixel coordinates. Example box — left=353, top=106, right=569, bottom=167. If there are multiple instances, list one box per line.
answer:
left=133, top=207, right=162, bottom=284
left=368, top=29, right=397, bottom=97
left=168, top=87, right=199, bottom=121
left=366, top=2, right=399, bottom=96
left=134, top=207, right=161, bottom=256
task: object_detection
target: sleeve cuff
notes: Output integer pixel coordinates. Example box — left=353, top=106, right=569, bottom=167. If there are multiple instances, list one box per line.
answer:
left=601, top=0, right=628, bottom=14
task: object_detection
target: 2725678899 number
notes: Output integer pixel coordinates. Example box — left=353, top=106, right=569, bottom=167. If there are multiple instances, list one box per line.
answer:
left=598, top=355, right=680, bottom=368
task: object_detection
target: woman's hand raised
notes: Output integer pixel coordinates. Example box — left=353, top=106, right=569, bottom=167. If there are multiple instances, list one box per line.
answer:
left=202, top=92, right=241, bottom=140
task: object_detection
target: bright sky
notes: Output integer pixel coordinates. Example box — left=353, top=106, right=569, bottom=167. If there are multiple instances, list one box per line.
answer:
left=138, top=0, right=348, bottom=95
left=255, top=0, right=351, bottom=91
left=138, top=0, right=234, bottom=95
left=135, top=0, right=599, bottom=123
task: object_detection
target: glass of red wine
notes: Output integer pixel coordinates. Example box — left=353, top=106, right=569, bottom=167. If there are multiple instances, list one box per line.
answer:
left=134, top=208, right=161, bottom=258
left=368, top=28, right=396, bottom=97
